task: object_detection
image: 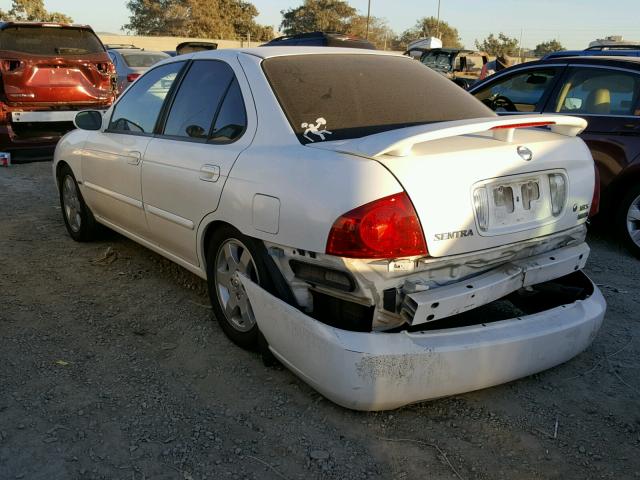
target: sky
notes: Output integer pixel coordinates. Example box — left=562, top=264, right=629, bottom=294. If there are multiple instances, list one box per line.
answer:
left=1, top=0, right=639, bottom=50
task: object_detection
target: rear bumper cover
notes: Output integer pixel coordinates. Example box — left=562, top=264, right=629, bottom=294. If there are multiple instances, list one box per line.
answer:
left=240, top=271, right=605, bottom=411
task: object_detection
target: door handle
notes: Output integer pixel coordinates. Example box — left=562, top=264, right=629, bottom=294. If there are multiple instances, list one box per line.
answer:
left=200, top=164, right=220, bottom=182
left=126, top=150, right=141, bottom=165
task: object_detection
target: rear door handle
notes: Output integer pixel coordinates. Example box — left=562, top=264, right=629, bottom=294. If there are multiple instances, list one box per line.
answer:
left=200, top=164, right=220, bottom=182
left=126, top=150, right=141, bottom=165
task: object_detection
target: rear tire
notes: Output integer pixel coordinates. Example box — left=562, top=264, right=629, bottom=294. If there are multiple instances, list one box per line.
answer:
left=617, top=184, right=640, bottom=258
left=206, top=225, right=276, bottom=350
left=58, top=164, right=99, bottom=242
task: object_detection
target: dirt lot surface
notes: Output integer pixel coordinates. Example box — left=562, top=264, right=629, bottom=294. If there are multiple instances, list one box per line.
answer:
left=1, top=162, right=639, bottom=480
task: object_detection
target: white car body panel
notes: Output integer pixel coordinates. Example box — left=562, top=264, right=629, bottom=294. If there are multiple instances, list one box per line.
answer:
left=52, top=47, right=606, bottom=410
left=81, top=132, right=151, bottom=237
left=240, top=272, right=605, bottom=411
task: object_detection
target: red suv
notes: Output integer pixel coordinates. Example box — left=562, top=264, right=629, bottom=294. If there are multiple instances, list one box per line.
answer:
left=0, top=22, right=116, bottom=160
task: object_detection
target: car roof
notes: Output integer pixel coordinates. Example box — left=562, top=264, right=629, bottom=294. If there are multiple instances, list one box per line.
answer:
left=0, top=21, right=93, bottom=29
left=185, top=46, right=397, bottom=61
left=425, top=48, right=476, bottom=54
left=112, top=49, right=168, bottom=56
left=509, top=55, right=640, bottom=69
left=544, top=49, right=640, bottom=59
left=269, top=31, right=361, bottom=41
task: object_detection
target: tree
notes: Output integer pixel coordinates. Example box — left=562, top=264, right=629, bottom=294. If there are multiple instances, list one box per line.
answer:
left=124, top=0, right=274, bottom=41
left=347, top=15, right=394, bottom=49
left=534, top=39, right=564, bottom=57
left=475, top=33, right=519, bottom=56
left=0, top=0, right=73, bottom=22
left=280, top=0, right=356, bottom=35
left=398, top=17, right=463, bottom=49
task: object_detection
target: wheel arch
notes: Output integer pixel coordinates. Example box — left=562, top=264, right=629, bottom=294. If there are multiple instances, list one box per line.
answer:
left=198, top=218, right=298, bottom=308
left=602, top=164, right=640, bottom=217
left=55, top=160, right=71, bottom=184
left=199, top=219, right=236, bottom=275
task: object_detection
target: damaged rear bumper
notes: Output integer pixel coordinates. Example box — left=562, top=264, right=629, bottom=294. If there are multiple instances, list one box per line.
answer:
left=240, top=271, right=605, bottom=411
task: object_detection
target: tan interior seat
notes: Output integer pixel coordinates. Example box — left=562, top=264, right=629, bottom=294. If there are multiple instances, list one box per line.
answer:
left=585, top=88, right=611, bottom=114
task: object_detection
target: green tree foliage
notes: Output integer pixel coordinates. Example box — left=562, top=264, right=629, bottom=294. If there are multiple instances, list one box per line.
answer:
left=280, top=0, right=356, bottom=35
left=0, top=0, right=73, bottom=23
left=475, top=33, right=520, bottom=56
left=398, top=17, right=463, bottom=49
left=534, top=39, right=564, bottom=57
left=124, top=0, right=274, bottom=41
left=279, top=1, right=397, bottom=49
left=348, top=15, right=394, bottom=49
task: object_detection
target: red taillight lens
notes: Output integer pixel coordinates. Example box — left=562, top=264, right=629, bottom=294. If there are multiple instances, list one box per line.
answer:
left=127, top=73, right=141, bottom=83
left=326, top=192, right=428, bottom=259
left=589, top=164, right=600, bottom=218
left=1, top=59, right=22, bottom=72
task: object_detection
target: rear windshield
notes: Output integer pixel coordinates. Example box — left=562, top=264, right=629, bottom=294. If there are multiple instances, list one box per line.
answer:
left=121, top=52, right=169, bottom=68
left=263, top=54, right=493, bottom=144
left=0, top=26, right=105, bottom=55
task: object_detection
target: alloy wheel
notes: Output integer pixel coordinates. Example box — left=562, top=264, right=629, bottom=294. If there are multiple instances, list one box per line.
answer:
left=627, top=193, right=640, bottom=248
left=62, top=175, right=82, bottom=233
left=214, top=239, right=259, bottom=332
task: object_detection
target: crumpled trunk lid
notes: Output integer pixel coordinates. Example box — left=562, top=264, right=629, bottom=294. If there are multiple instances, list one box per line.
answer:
left=0, top=52, right=115, bottom=105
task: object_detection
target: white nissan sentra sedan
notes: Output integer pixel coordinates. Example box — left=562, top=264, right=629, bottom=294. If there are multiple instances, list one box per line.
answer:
left=53, top=47, right=606, bottom=410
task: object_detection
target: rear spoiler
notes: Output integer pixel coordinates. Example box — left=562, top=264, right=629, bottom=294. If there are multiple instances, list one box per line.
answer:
left=313, top=115, right=587, bottom=158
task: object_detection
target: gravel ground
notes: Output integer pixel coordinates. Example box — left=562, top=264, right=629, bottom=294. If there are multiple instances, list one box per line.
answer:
left=1, top=162, right=639, bottom=480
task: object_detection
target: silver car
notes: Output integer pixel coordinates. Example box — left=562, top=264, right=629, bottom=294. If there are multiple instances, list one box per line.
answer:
left=106, top=45, right=169, bottom=94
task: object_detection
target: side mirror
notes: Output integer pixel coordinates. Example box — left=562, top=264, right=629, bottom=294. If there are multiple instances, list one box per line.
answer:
left=74, top=110, right=103, bottom=131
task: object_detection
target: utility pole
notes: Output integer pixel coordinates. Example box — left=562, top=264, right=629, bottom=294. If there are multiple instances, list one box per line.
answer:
left=435, top=0, right=441, bottom=38
left=519, top=27, right=523, bottom=61
left=365, top=0, right=371, bottom=40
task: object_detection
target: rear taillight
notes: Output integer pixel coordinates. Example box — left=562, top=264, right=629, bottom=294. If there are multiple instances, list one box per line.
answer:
left=590, top=164, right=600, bottom=217
left=97, top=62, right=115, bottom=74
left=473, top=187, right=490, bottom=231
left=1, top=59, right=22, bottom=72
left=127, top=73, right=141, bottom=83
left=548, top=173, right=567, bottom=217
left=326, top=192, right=428, bottom=259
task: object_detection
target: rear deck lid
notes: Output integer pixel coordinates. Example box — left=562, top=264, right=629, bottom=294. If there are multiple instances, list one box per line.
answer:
left=0, top=24, right=115, bottom=104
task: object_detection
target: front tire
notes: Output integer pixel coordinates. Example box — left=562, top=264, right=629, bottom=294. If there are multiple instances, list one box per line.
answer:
left=58, top=165, right=99, bottom=242
left=206, top=225, right=275, bottom=350
left=618, top=184, right=640, bottom=258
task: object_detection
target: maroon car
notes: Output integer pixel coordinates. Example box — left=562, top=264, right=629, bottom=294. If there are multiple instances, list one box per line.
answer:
left=0, top=22, right=116, bottom=161
left=469, top=56, right=640, bottom=257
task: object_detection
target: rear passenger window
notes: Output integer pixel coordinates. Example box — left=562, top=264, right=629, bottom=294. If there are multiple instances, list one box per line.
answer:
left=210, top=79, right=247, bottom=143
left=109, top=61, right=184, bottom=134
left=554, top=68, right=640, bottom=116
left=163, top=60, right=234, bottom=140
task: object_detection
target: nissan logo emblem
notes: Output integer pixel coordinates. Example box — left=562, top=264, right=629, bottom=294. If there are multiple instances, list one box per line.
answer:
left=517, top=146, right=533, bottom=161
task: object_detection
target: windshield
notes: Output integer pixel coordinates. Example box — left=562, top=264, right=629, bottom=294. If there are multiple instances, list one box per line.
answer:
left=121, top=52, right=169, bottom=68
left=263, top=54, right=492, bottom=144
left=0, top=26, right=105, bottom=55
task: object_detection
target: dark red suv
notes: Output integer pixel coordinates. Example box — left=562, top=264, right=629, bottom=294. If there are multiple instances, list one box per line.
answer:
left=0, top=22, right=116, bottom=160
left=469, top=56, right=640, bottom=257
